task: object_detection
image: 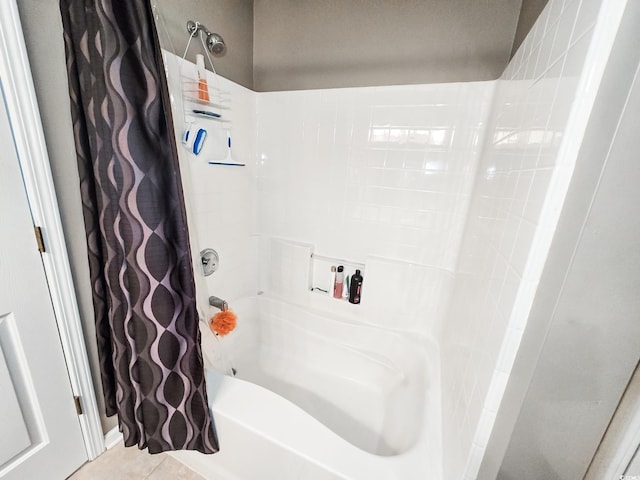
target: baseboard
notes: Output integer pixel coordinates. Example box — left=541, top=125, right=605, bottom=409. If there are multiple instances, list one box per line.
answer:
left=104, top=426, right=123, bottom=450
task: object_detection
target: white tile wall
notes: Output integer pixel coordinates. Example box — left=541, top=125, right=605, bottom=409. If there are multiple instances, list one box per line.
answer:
left=255, top=83, right=494, bottom=336
left=439, top=0, right=617, bottom=478
left=165, top=54, right=495, bottom=336
left=359, top=258, right=454, bottom=334
left=255, top=83, right=494, bottom=271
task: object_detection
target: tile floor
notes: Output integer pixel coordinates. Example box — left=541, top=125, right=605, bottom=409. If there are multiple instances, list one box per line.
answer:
left=68, top=441, right=207, bottom=480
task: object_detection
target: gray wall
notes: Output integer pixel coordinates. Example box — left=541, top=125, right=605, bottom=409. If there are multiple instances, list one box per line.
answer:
left=154, top=0, right=548, bottom=92
left=510, top=0, right=549, bottom=58
left=253, top=0, right=523, bottom=91
left=480, top=2, right=640, bottom=478
left=153, top=0, right=550, bottom=92
left=153, top=0, right=254, bottom=89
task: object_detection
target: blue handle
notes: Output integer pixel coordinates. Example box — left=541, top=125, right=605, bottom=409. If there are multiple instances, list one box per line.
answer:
left=193, top=128, right=207, bottom=155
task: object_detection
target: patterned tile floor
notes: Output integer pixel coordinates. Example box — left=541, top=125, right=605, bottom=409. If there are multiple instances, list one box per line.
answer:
left=67, top=441, right=207, bottom=480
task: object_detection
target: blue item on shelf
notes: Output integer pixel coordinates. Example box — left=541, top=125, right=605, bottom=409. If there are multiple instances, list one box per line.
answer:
left=193, top=128, right=207, bottom=155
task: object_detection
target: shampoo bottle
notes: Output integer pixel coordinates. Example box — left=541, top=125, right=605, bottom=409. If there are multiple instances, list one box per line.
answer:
left=329, top=266, right=336, bottom=297
left=196, top=54, right=210, bottom=102
left=349, top=269, right=363, bottom=304
left=342, top=274, right=350, bottom=299
left=333, top=266, right=344, bottom=299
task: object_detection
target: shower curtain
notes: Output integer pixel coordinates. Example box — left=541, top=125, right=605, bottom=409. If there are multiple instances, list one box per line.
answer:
left=59, top=0, right=219, bottom=454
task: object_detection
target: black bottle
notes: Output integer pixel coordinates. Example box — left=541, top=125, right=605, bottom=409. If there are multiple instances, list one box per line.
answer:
left=349, top=269, right=363, bottom=304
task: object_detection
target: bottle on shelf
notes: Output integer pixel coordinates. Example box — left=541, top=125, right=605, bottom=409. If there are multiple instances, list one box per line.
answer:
left=333, top=266, right=344, bottom=299
left=349, top=269, right=363, bottom=304
left=329, top=266, right=336, bottom=297
left=342, top=275, right=350, bottom=300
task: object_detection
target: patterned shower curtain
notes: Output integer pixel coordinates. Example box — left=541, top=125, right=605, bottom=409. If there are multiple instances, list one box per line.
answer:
left=59, top=0, right=219, bottom=454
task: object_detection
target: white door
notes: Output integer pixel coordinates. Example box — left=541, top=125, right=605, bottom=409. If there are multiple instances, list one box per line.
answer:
left=0, top=87, right=88, bottom=479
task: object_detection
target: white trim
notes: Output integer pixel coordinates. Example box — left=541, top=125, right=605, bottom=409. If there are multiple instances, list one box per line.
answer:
left=585, top=52, right=640, bottom=480
left=610, top=403, right=640, bottom=478
left=0, top=0, right=104, bottom=460
left=104, top=427, right=124, bottom=450
left=585, top=362, right=640, bottom=479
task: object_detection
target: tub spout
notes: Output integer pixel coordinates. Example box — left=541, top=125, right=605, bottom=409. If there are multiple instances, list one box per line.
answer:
left=209, top=295, right=228, bottom=312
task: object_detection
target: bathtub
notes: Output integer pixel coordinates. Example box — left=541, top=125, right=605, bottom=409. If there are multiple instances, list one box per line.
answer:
left=171, top=295, right=442, bottom=479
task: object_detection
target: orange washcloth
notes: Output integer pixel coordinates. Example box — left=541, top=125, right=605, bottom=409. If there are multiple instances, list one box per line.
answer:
left=210, top=310, right=237, bottom=336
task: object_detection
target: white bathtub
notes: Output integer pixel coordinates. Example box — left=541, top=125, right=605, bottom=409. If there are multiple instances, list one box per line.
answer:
left=172, top=296, right=442, bottom=479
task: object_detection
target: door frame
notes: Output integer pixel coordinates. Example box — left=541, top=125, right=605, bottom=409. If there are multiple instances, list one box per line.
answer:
left=584, top=361, right=640, bottom=479
left=0, top=0, right=104, bottom=460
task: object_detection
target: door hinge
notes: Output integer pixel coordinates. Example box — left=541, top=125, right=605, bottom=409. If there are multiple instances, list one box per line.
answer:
left=34, top=226, right=46, bottom=253
left=73, top=395, right=83, bottom=415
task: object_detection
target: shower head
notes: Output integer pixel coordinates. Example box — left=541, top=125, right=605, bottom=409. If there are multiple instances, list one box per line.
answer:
left=186, top=20, right=225, bottom=55
left=206, top=32, right=225, bottom=55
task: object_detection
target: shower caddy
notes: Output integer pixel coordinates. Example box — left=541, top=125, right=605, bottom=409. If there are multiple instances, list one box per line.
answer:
left=179, top=20, right=243, bottom=166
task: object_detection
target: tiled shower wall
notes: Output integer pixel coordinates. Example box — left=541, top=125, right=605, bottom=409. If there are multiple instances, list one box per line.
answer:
left=166, top=56, right=496, bottom=338
left=440, top=0, right=610, bottom=478
left=255, top=84, right=494, bottom=270
left=255, top=84, right=494, bottom=335
left=166, top=54, right=494, bottom=336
